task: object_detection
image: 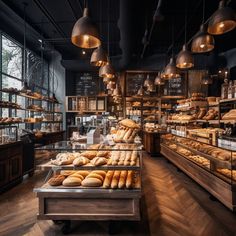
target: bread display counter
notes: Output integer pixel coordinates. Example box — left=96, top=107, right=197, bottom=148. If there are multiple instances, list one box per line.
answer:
left=161, top=134, right=236, bottom=211
left=34, top=141, right=142, bottom=233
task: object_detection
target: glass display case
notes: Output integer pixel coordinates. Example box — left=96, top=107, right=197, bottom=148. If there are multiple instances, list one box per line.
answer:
left=161, top=133, right=236, bottom=211
left=0, top=126, right=18, bottom=145
left=34, top=141, right=142, bottom=232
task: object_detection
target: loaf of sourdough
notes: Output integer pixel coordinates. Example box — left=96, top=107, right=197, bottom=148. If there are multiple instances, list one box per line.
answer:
left=48, top=174, right=65, bottom=186
left=91, top=157, right=107, bottom=166
left=62, top=176, right=82, bottom=186
left=81, top=177, right=103, bottom=187
left=73, top=156, right=90, bottom=166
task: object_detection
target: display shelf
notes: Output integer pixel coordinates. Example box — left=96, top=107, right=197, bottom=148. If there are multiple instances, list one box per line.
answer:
left=196, top=119, right=220, bottom=125
left=220, top=98, right=236, bottom=103
left=220, top=120, right=236, bottom=124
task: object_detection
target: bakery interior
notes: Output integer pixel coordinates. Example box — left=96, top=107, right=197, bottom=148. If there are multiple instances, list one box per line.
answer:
left=0, top=0, right=236, bottom=235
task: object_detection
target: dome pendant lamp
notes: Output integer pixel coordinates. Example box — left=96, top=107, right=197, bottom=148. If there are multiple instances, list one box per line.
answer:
left=71, top=6, right=101, bottom=49
left=192, top=0, right=215, bottom=53
left=208, top=0, right=236, bottom=35
left=164, top=56, right=180, bottom=79
left=90, top=45, right=108, bottom=66
left=176, top=1, right=194, bottom=69
left=154, top=72, right=165, bottom=85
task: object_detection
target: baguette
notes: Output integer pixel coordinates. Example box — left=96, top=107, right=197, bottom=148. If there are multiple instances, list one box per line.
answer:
left=118, top=171, right=127, bottom=188
left=103, top=171, right=114, bottom=188
left=126, top=171, right=133, bottom=189
left=111, top=171, right=121, bottom=189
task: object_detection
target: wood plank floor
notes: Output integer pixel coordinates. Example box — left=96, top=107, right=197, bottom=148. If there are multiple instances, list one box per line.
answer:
left=0, top=153, right=236, bottom=236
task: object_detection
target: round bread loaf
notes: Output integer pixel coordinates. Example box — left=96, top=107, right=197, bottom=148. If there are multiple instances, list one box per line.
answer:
left=62, top=177, right=82, bottom=186
left=70, top=173, right=85, bottom=181
left=60, top=170, right=77, bottom=176
left=86, top=173, right=104, bottom=181
left=91, top=170, right=107, bottom=178
left=48, top=174, right=65, bottom=186
left=76, top=170, right=90, bottom=178
left=81, top=177, right=102, bottom=187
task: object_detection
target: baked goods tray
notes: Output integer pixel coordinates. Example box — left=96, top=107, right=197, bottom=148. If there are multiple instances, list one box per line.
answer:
left=175, top=142, right=235, bottom=170
left=37, top=159, right=141, bottom=171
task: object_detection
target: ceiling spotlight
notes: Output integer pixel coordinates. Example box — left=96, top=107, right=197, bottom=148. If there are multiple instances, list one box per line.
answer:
left=176, top=44, right=194, bottom=69
left=208, top=0, right=236, bottom=35
left=71, top=8, right=101, bottom=49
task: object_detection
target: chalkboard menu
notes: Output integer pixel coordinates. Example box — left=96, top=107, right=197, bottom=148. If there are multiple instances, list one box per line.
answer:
left=126, top=72, right=157, bottom=96
left=162, top=75, right=186, bottom=97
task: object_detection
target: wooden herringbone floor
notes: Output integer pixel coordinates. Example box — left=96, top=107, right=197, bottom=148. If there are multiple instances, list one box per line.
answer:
left=0, top=154, right=236, bottom=236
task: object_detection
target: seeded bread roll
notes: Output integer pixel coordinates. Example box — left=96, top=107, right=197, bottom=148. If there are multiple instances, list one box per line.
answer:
left=81, top=178, right=102, bottom=187
left=48, top=174, right=65, bottom=186
left=111, top=171, right=121, bottom=189
left=62, top=177, right=82, bottom=186
left=118, top=171, right=127, bottom=189
left=103, top=171, right=114, bottom=188
left=126, top=171, right=133, bottom=189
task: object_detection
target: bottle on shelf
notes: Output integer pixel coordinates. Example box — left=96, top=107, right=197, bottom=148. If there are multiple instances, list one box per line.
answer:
left=228, top=81, right=233, bottom=99
left=221, top=79, right=228, bottom=99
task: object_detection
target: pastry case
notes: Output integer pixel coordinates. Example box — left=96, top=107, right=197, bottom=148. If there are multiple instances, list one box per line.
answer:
left=34, top=141, right=142, bottom=233
left=161, top=133, right=236, bottom=211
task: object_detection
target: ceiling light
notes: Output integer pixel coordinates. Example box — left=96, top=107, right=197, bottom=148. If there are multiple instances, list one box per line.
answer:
left=208, top=0, right=236, bottom=35
left=202, top=75, right=213, bottom=85
left=137, top=86, right=144, bottom=96
left=99, top=60, right=115, bottom=79
left=82, top=50, right=86, bottom=55
left=113, top=84, right=121, bottom=96
left=144, top=74, right=153, bottom=87
left=154, top=72, right=165, bottom=85
left=71, top=8, right=101, bottom=49
left=176, top=44, right=194, bottom=69
left=191, top=24, right=215, bottom=53
left=163, top=56, right=180, bottom=78
left=90, top=45, right=108, bottom=66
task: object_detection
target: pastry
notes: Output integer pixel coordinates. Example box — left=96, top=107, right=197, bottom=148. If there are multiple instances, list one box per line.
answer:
left=126, top=171, right=133, bottom=189
left=48, top=174, right=65, bottom=186
left=118, top=171, right=127, bottom=189
left=111, top=171, right=121, bottom=189
left=91, top=157, right=107, bottom=166
left=103, top=171, right=114, bottom=188
left=51, top=153, right=76, bottom=166
left=73, top=156, right=90, bottom=166
left=62, top=176, right=82, bottom=186
left=81, top=178, right=103, bottom=187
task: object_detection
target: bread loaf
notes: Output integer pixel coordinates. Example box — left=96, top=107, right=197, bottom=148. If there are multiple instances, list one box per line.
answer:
left=86, top=173, right=104, bottom=182
left=91, top=170, right=107, bottom=179
left=103, top=171, right=114, bottom=188
left=123, top=129, right=133, bottom=141
left=48, top=174, right=65, bottom=186
left=118, top=171, right=127, bottom=189
left=91, top=157, right=107, bottom=166
left=62, top=177, right=82, bottom=186
left=81, top=177, right=102, bottom=187
left=126, top=171, right=133, bottom=189
left=60, top=170, right=77, bottom=176
left=70, top=173, right=85, bottom=181
left=75, top=171, right=90, bottom=178
left=111, top=171, right=121, bottom=189
left=73, top=156, right=90, bottom=166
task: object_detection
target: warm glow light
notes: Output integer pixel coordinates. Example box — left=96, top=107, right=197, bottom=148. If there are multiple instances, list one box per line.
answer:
left=219, top=22, right=225, bottom=28
left=200, top=44, right=205, bottom=48
left=84, top=35, right=89, bottom=41
left=183, top=62, right=187, bottom=66
left=82, top=50, right=86, bottom=55
left=219, top=70, right=222, bottom=73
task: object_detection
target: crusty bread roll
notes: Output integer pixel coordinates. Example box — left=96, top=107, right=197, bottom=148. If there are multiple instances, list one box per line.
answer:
left=81, top=151, right=97, bottom=159
left=81, top=177, right=102, bottom=187
left=73, top=156, right=90, bottom=166
left=76, top=171, right=90, bottom=178
left=111, top=171, right=121, bottom=189
left=96, top=150, right=110, bottom=158
left=123, top=129, right=133, bottom=141
left=60, top=170, right=77, bottom=176
left=62, top=177, right=82, bottom=186
left=131, top=150, right=138, bottom=162
left=103, top=171, right=114, bottom=188
left=48, top=174, right=65, bottom=186
left=70, top=173, right=85, bottom=181
left=91, top=170, right=107, bottom=179
left=86, top=173, right=104, bottom=182
left=118, top=171, right=127, bottom=189
left=91, top=157, right=107, bottom=166
left=119, top=119, right=140, bottom=129
left=126, top=171, right=133, bottom=189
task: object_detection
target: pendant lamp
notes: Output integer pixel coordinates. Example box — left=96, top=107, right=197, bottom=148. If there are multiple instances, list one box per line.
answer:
left=113, top=84, right=121, bottom=96
left=154, top=72, right=165, bottom=85
left=90, top=46, right=108, bottom=67
left=144, top=74, right=153, bottom=87
left=71, top=8, right=101, bottom=49
left=137, top=85, right=144, bottom=96
left=107, top=81, right=116, bottom=90
left=176, top=44, right=194, bottom=69
left=164, top=56, right=180, bottom=79
left=99, top=61, right=115, bottom=79
left=192, top=24, right=215, bottom=53
left=202, top=75, right=213, bottom=85
left=208, top=0, right=236, bottom=35
left=176, top=1, right=194, bottom=69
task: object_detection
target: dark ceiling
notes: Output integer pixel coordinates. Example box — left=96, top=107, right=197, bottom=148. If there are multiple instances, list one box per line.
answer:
left=1, top=0, right=236, bottom=62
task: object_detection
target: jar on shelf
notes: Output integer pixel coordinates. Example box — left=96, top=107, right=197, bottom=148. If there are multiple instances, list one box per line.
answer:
left=228, top=81, right=233, bottom=99
left=221, top=79, right=228, bottom=99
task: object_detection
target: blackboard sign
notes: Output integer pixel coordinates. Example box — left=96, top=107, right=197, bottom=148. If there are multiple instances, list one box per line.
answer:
left=126, top=73, right=157, bottom=96
left=162, top=75, right=186, bottom=97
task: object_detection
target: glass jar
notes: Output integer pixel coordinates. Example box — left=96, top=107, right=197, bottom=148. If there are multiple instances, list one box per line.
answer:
left=228, top=81, right=233, bottom=99
left=221, top=79, right=228, bottom=99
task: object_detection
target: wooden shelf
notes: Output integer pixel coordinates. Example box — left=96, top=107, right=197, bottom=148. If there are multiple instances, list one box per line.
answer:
left=220, top=98, right=236, bottom=103
left=220, top=120, right=236, bottom=124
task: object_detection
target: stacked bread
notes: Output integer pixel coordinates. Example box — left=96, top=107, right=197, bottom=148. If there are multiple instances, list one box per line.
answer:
left=202, top=109, right=218, bottom=120
left=217, top=169, right=236, bottom=181
left=222, top=109, right=236, bottom=120
left=114, top=119, right=140, bottom=143
left=47, top=170, right=139, bottom=189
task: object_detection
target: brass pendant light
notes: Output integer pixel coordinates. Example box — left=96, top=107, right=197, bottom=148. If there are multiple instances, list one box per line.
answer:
left=176, top=0, right=194, bottom=69
left=137, top=85, right=145, bottom=96
left=154, top=72, right=165, bottom=85
left=192, top=24, right=215, bottom=53
left=192, top=0, right=215, bottom=53
left=99, top=0, right=115, bottom=78
left=164, top=56, right=180, bottom=79
left=71, top=6, right=101, bottom=49
left=208, top=0, right=236, bottom=35
left=91, top=45, right=108, bottom=66
left=144, top=74, right=153, bottom=87
left=113, top=83, right=121, bottom=96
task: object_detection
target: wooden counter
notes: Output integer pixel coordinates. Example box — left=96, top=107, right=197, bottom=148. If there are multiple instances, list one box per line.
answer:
left=0, top=141, right=23, bottom=193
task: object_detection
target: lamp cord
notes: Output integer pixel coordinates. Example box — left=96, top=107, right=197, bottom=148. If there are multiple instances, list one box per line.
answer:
left=202, top=0, right=205, bottom=24
left=172, top=15, right=174, bottom=56
left=23, top=3, right=26, bottom=84
left=184, top=0, right=187, bottom=45
left=107, top=0, right=110, bottom=56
